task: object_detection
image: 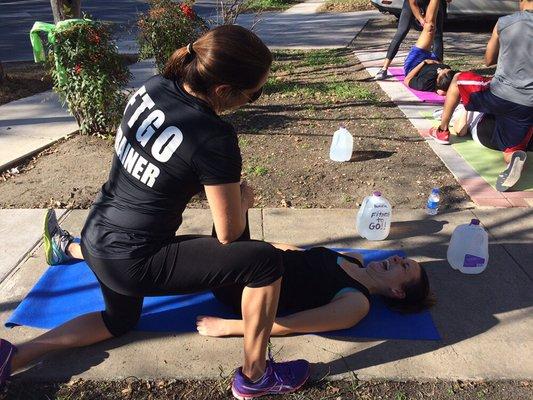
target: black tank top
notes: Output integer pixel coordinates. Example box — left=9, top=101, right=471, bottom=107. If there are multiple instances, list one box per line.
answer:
left=278, top=247, right=371, bottom=312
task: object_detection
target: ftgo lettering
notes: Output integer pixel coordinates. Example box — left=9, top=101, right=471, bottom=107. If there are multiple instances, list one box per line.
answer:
left=114, top=86, right=184, bottom=188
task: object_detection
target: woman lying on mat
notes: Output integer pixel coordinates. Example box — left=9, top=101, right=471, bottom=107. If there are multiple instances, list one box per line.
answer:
left=198, top=244, right=435, bottom=337
left=35, top=239, right=434, bottom=338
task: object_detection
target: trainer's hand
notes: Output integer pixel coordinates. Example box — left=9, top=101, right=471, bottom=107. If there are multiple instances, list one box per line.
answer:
left=417, top=16, right=425, bottom=28
left=240, top=181, right=255, bottom=209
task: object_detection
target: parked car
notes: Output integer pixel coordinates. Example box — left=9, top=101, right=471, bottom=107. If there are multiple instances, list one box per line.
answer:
left=370, top=0, right=519, bottom=19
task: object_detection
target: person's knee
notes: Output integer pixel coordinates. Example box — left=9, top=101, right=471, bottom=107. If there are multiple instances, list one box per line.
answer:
left=247, top=242, right=284, bottom=287
left=102, top=309, right=141, bottom=337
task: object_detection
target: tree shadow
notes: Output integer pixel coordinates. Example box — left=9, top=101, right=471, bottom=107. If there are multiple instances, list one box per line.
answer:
left=350, top=150, right=395, bottom=162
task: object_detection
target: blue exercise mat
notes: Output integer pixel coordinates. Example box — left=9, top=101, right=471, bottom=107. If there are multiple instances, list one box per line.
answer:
left=5, top=249, right=440, bottom=340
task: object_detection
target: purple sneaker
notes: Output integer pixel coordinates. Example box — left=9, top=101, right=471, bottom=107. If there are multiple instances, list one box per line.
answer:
left=0, top=339, right=16, bottom=389
left=231, top=356, right=310, bottom=399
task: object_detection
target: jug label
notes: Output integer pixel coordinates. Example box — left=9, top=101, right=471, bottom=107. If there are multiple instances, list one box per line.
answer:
left=463, top=254, right=485, bottom=268
left=368, top=218, right=387, bottom=231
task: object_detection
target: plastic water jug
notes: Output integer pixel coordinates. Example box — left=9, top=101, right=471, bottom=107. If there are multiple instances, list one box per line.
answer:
left=447, top=219, right=489, bottom=274
left=329, top=126, right=353, bottom=162
left=356, top=192, right=392, bottom=240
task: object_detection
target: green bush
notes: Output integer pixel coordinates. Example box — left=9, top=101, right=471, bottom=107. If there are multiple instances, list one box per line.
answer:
left=51, top=21, right=130, bottom=136
left=138, top=0, right=207, bottom=72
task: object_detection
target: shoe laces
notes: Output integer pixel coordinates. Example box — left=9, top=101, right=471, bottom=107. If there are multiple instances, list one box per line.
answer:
left=267, top=345, right=293, bottom=383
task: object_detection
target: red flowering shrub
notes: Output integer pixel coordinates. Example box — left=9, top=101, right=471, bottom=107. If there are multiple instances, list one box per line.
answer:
left=138, top=0, right=207, bottom=72
left=50, top=21, right=130, bottom=135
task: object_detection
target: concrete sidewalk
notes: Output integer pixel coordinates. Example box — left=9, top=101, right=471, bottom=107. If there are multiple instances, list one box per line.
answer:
left=0, top=60, right=157, bottom=171
left=0, top=208, right=531, bottom=382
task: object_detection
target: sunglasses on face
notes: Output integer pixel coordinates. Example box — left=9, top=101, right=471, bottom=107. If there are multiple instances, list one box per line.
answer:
left=240, top=87, right=264, bottom=103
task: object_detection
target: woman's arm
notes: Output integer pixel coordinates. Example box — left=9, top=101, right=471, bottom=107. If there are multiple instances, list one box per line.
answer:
left=404, top=60, right=431, bottom=86
left=204, top=182, right=252, bottom=244
left=485, top=24, right=499, bottom=67
left=198, top=291, right=370, bottom=337
left=270, top=243, right=304, bottom=251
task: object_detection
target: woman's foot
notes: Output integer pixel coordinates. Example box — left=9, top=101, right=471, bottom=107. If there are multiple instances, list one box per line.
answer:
left=374, top=69, right=389, bottom=80
left=196, top=315, right=234, bottom=337
left=0, top=339, right=17, bottom=389
left=43, top=209, right=74, bottom=265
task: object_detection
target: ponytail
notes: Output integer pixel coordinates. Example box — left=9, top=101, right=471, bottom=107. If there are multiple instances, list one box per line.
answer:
left=162, top=25, right=272, bottom=98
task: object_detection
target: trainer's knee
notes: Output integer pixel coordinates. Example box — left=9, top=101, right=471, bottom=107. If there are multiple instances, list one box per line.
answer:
left=247, top=242, right=284, bottom=288
left=101, top=309, right=141, bottom=337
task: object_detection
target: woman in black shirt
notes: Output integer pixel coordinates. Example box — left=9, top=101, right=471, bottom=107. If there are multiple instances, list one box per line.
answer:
left=1, top=26, right=310, bottom=398
left=198, top=245, right=433, bottom=337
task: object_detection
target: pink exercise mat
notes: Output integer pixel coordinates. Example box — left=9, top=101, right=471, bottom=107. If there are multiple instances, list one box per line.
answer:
left=388, top=67, right=445, bottom=104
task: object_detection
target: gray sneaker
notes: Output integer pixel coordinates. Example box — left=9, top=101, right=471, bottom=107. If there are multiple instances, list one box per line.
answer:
left=375, top=69, right=388, bottom=80
left=496, top=151, right=527, bottom=192
left=43, top=209, right=74, bottom=265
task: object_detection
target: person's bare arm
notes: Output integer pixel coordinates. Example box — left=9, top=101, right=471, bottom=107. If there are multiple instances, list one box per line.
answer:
left=205, top=182, right=252, bottom=244
left=485, top=23, right=500, bottom=67
left=202, top=292, right=370, bottom=336
left=408, top=0, right=425, bottom=27
left=271, top=243, right=304, bottom=251
left=272, top=292, right=370, bottom=335
left=404, top=60, right=429, bottom=86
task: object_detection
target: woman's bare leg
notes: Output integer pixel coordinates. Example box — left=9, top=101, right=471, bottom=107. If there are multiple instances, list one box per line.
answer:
left=10, top=312, right=112, bottom=372
left=240, top=278, right=281, bottom=381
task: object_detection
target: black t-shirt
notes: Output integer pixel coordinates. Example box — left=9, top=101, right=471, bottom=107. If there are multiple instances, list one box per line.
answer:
left=278, top=247, right=371, bottom=312
left=409, top=63, right=450, bottom=92
left=82, top=75, right=241, bottom=259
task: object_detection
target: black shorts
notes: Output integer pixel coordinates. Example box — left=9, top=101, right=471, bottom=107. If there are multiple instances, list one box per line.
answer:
left=81, top=231, right=283, bottom=337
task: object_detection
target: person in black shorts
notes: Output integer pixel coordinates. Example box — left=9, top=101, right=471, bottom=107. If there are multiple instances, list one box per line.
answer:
left=0, top=26, right=310, bottom=399
left=375, top=0, right=449, bottom=81
left=196, top=244, right=434, bottom=337
left=403, top=0, right=455, bottom=94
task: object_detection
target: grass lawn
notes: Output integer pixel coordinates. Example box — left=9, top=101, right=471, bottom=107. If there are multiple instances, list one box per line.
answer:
left=320, top=0, right=374, bottom=13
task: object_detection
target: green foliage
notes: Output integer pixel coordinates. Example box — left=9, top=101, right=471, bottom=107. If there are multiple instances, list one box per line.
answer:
left=50, top=21, right=130, bottom=135
left=245, top=165, right=269, bottom=176
left=304, top=50, right=348, bottom=67
left=265, top=79, right=377, bottom=101
left=138, top=0, right=207, bottom=72
left=243, top=0, right=298, bottom=12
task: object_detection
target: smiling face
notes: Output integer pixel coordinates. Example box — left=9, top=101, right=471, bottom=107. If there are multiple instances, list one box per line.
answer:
left=367, top=255, right=422, bottom=298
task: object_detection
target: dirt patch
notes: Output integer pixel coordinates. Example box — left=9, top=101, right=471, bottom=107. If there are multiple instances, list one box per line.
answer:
left=2, top=378, right=531, bottom=399
left=0, top=49, right=469, bottom=209
left=0, top=55, right=138, bottom=106
left=0, top=62, right=52, bottom=106
left=320, top=0, right=374, bottom=13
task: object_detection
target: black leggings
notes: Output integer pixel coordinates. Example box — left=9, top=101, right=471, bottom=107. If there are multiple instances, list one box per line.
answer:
left=386, top=0, right=446, bottom=62
left=81, top=223, right=283, bottom=337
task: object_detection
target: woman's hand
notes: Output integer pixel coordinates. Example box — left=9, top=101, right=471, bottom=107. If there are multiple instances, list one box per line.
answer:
left=240, top=181, right=255, bottom=210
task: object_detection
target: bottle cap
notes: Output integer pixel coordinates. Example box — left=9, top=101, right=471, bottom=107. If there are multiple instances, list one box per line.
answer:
left=373, top=191, right=382, bottom=197
left=431, top=188, right=440, bottom=194
left=470, top=219, right=480, bottom=225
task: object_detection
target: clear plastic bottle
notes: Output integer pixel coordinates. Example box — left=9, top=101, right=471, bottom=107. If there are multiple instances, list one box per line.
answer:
left=447, top=219, right=489, bottom=274
left=426, top=188, right=440, bottom=215
left=329, top=126, right=353, bottom=162
left=356, top=191, right=392, bottom=241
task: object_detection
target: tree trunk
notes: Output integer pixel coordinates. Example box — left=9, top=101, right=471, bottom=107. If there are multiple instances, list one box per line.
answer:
left=0, top=61, right=5, bottom=83
left=50, top=0, right=82, bottom=23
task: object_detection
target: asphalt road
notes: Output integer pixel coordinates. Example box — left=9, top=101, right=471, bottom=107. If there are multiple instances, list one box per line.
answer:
left=0, top=0, right=220, bottom=62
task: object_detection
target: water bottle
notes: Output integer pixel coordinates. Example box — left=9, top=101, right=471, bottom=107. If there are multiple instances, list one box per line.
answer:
left=426, top=188, right=440, bottom=215
left=447, top=219, right=489, bottom=274
left=329, top=125, right=353, bottom=162
left=356, top=191, right=392, bottom=241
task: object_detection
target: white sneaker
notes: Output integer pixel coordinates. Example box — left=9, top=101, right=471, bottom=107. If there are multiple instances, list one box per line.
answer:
left=496, top=151, right=527, bottom=192
left=375, top=69, right=388, bottom=80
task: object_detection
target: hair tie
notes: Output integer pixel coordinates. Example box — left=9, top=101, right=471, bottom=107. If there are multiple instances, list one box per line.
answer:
left=186, top=43, right=195, bottom=56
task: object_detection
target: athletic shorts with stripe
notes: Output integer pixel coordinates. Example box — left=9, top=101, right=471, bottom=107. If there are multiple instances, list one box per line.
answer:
left=457, top=71, right=533, bottom=153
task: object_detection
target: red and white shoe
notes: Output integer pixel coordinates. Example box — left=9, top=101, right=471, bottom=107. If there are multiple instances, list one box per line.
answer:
left=428, top=127, right=450, bottom=145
